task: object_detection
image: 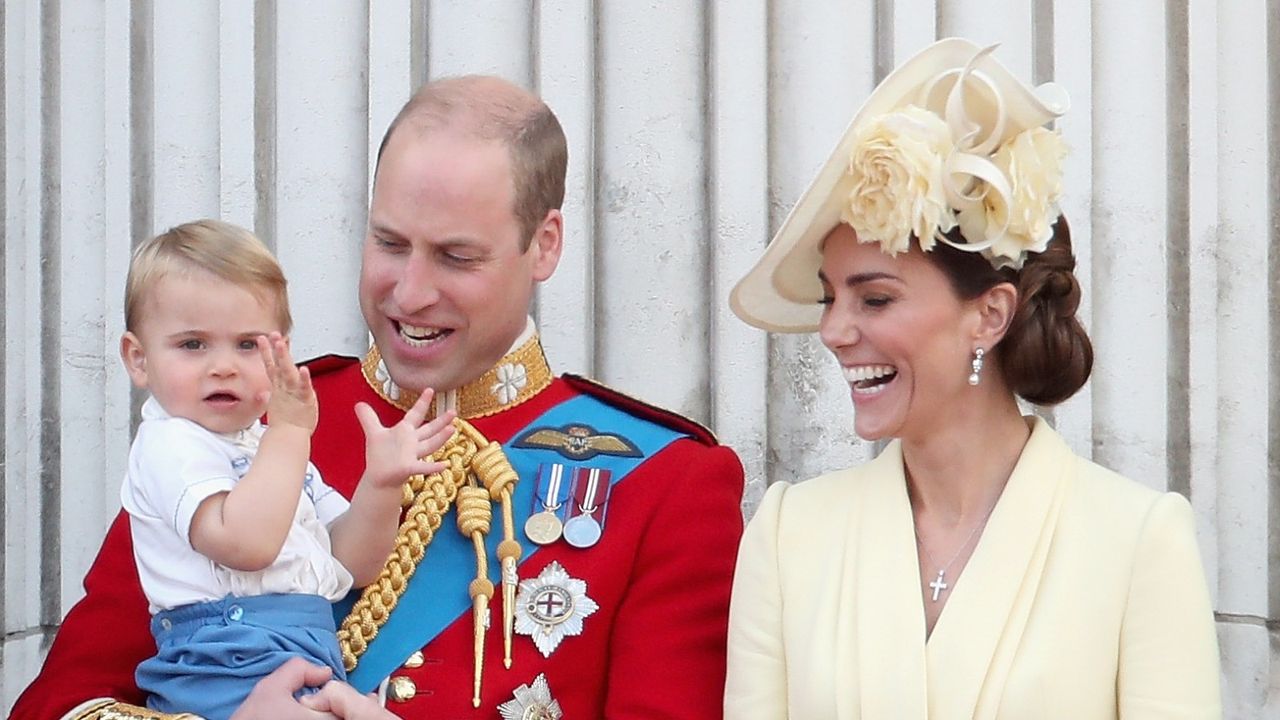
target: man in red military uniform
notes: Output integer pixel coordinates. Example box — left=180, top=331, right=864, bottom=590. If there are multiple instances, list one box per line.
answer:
left=13, top=75, right=744, bottom=719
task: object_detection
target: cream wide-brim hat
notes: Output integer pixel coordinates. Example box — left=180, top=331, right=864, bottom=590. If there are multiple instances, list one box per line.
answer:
left=729, top=37, right=1070, bottom=333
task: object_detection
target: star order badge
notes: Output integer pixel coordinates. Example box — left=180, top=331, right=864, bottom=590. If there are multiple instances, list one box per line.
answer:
left=514, top=561, right=599, bottom=657
left=498, top=674, right=563, bottom=720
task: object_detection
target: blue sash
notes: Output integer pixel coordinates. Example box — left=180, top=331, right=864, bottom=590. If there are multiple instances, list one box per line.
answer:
left=340, top=393, right=686, bottom=691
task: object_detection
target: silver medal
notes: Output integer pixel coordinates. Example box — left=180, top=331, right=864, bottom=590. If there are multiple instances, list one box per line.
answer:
left=563, top=467, right=607, bottom=548
left=562, top=514, right=602, bottom=548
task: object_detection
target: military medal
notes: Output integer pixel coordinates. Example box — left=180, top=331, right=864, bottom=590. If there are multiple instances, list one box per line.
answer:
left=562, top=513, right=600, bottom=548
left=525, top=463, right=569, bottom=545
left=563, top=467, right=611, bottom=549
left=514, top=561, right=599, bottom=657
left=498, top=674, right=563, bottom=720
left=525, top=511, right=562, bottom=546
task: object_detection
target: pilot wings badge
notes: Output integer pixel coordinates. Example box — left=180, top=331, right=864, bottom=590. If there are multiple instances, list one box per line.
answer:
left=512, top=423, right=642, bottom=461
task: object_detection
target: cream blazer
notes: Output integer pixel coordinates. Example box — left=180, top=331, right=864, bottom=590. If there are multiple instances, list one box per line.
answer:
left=725, top=418, right=1221, bottom=719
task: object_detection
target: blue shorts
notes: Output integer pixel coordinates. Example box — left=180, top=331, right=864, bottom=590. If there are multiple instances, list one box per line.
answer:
left=137, top=593, right=346, bottom=720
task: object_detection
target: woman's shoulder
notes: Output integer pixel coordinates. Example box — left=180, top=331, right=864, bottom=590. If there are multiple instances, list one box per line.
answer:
left=1022, top=418, right=1186, bottom=528
left=748, top=455, right=893, bottom=546
left=1072, top=455, right=1172, bottom=508
left=1065, top=453, right=1196, bottom=543
left=769, top=460, right=885, bottom=509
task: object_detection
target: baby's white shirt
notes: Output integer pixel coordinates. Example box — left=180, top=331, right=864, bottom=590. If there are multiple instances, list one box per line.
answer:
left=121, top=397, right=354, bottom=613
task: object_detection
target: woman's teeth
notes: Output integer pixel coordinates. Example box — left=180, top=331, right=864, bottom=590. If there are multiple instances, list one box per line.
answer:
left=843, top=365, right=898, bottom=394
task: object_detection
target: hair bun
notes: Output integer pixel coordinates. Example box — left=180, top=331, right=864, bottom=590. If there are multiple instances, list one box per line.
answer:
left=1000, top=218, right=1093, bottom=405
left=1043, top=267, right=1077, bottom=305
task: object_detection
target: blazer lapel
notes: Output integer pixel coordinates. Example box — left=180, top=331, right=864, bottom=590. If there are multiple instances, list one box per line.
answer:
left=849, top=442, right=930, bottom=720
left=924, top=418, right=1073, bottom=719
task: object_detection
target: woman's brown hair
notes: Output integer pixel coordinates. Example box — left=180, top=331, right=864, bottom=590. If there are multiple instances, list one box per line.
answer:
left=925, top=217, right=1093, bottom=405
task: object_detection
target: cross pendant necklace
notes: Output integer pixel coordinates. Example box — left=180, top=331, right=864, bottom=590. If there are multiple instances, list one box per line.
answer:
left=915, top=502, right=998, bottom=603
left=928, top=571, right=948, bottom=601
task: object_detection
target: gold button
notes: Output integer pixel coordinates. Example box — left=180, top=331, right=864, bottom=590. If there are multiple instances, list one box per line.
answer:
left=387, top=676, right=417, bottom=703
left=403, top=651, right=425, bottom=668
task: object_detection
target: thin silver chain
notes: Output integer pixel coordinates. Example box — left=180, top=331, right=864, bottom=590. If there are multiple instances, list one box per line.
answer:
left=914, top=502, right=998, bottom=583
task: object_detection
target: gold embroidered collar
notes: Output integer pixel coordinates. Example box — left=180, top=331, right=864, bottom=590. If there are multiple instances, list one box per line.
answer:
left=360, top=333, right=554, bottom=419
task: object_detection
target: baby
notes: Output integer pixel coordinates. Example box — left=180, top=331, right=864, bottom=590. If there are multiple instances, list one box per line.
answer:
left=118, top=219, right=455, bottom=719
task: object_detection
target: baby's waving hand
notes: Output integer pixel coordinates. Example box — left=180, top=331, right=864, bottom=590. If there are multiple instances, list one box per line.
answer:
left=257, top=331, right=317, bottom=434
left=354, top=389, right=456, bottom=490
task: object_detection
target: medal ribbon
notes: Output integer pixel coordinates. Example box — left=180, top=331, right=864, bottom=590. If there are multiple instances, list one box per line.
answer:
left=576, top=468, right=605, bottom=515
left=569, top=467, right=612, bottom=525
left=538, top=465, right=569, bottom=511
left=341, top=392, right=687, bottom=692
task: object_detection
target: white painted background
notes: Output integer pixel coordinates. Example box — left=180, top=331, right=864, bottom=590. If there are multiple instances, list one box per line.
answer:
left=2, top=1, right=1277, bottom=717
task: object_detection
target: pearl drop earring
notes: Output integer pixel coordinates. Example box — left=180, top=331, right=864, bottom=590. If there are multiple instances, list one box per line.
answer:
left=968, top=347, right=985, bottom=386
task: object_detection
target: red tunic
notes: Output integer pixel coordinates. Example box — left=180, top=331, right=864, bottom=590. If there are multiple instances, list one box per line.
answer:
left=12, top=356, right=745, bottom=719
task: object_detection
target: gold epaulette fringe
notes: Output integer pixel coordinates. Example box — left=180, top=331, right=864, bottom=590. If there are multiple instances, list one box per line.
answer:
left=70, top=700, right=203, bottom=720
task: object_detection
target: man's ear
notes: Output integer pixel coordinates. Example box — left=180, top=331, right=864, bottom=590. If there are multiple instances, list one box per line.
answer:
left=120, top=332, right=150, bottom=389
left=972, top=282, right=1018, bottom=349
left=529, top=209, right=564, bottom=282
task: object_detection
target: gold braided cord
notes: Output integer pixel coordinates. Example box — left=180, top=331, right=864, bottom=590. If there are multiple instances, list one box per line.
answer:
left=336, top=424, right=472, bottom=670
left=455, top=485, right=493, bottom=538
left=470, top=439, right=520, bottom=500
left=336, top=417, right=522, bottom=687
left=70, top=700, right=203, bottom=720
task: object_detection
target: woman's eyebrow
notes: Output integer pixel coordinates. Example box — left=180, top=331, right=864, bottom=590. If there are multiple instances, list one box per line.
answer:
left=817, top=270, right=902, bottom=286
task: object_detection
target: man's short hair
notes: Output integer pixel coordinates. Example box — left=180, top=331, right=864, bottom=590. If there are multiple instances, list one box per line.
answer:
left=376, top=75, right=568, bottom=251
left=125, top=219, right=292, bottom=333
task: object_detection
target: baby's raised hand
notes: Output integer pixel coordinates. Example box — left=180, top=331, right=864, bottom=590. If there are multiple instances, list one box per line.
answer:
left=258, top=332, right=317, bottom=433
left=354, top=389, right=455, bottom=490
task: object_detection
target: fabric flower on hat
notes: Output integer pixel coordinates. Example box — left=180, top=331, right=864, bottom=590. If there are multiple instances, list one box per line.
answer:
left=842, top=105, right=958, bottom=255
left=992, top=127, right=1067, bottom=260
left=956, top=127, right=1068, bottom=267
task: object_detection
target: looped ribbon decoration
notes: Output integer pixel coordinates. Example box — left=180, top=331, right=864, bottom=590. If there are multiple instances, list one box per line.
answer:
left=916, top=45, right=1017, bottom=259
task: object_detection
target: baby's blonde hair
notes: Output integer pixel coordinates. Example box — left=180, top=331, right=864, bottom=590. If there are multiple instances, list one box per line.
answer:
left=125, top=219, right=291, bottom=333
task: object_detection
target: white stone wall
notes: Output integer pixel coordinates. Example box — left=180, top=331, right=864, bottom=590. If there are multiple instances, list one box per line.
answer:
left=3, top=1, right=1276, bottom=716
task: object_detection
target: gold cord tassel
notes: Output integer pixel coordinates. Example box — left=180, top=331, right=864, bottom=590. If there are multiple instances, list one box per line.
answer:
left=456, top=485, right=493, bottom=707
left=465, top=427, right=523, bottom=669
